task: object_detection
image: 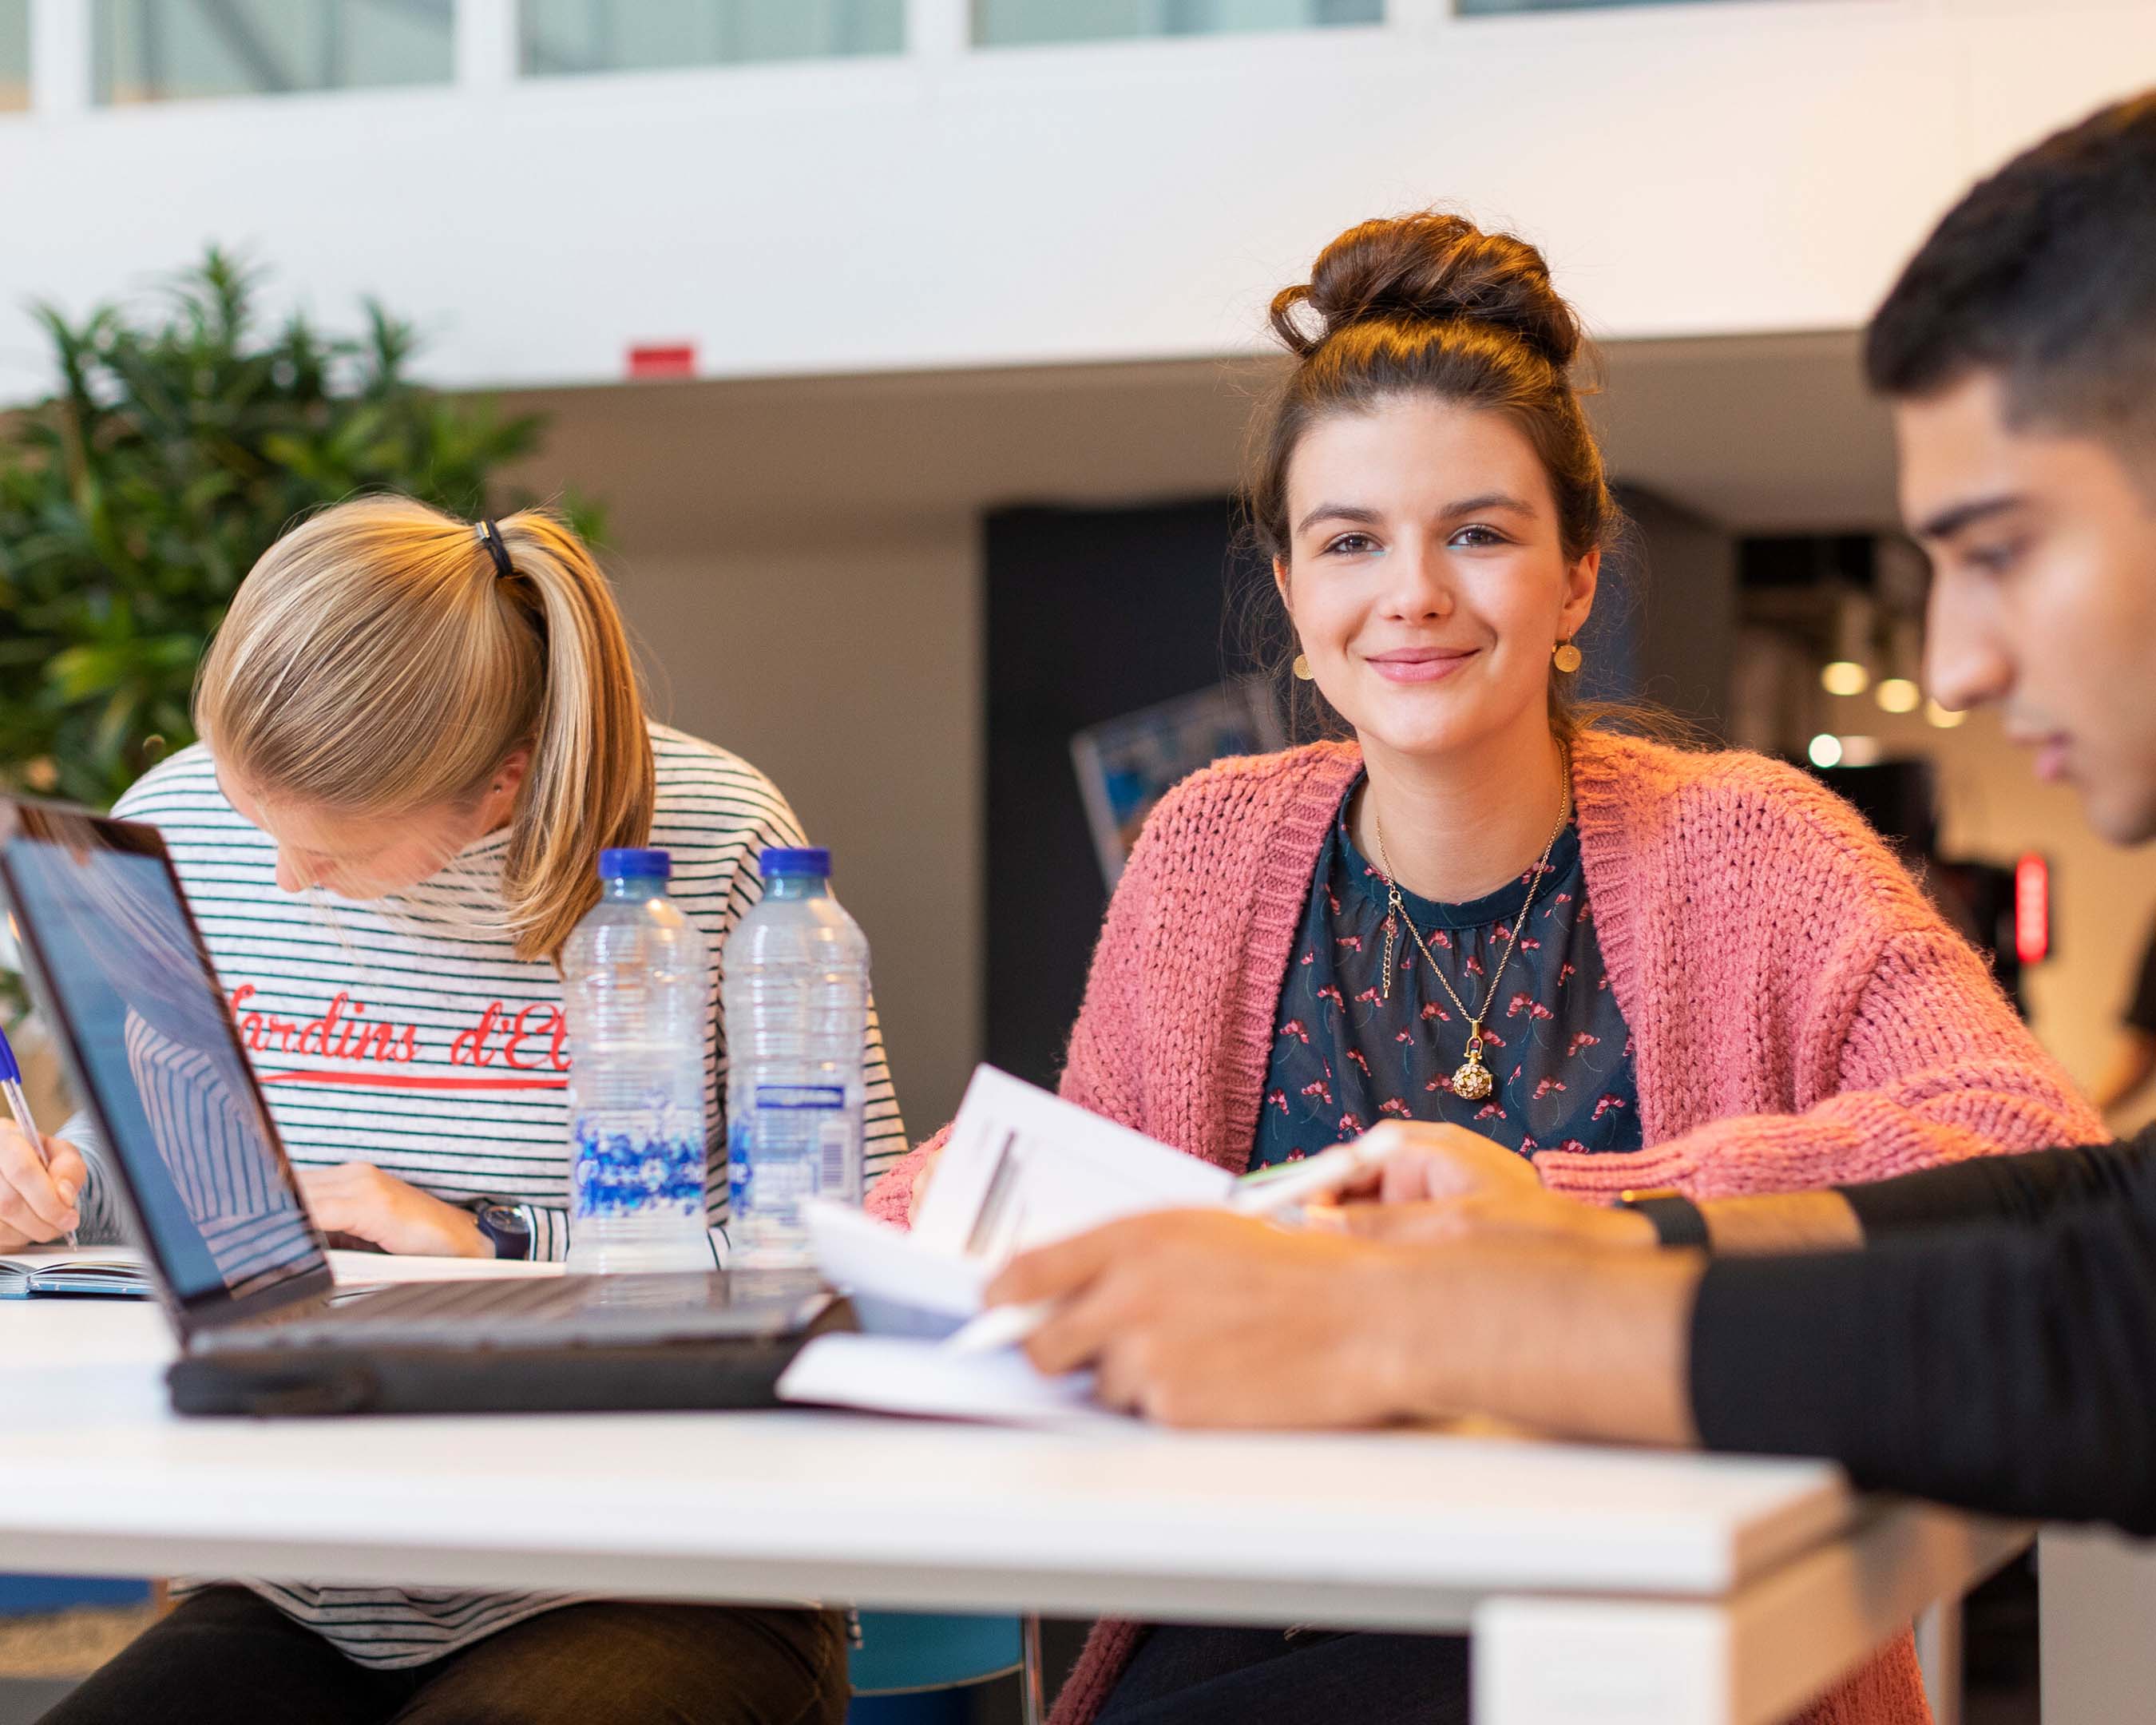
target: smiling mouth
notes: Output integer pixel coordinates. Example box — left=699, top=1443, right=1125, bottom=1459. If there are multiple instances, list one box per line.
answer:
left=1365, top=648, right=1477, bottom=684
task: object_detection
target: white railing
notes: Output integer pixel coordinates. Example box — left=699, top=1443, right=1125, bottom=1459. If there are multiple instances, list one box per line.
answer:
left=1, top=0, right=2147, bottom=395
left=7, top=0, right=1801, bottom=116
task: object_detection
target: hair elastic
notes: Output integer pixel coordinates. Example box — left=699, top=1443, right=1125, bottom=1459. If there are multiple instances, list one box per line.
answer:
left=476, top=518, right=517, bottom=581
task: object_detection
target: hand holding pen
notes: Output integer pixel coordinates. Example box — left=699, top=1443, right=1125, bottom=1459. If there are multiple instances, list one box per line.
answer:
left=944, top=1136, right=1393, bottom=1357
left=0, top=1022, right=81, bottom=1251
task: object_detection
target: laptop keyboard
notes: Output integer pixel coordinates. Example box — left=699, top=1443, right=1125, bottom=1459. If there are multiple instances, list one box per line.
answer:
left=333, top=1277, right=598, bottom=1323
left=196, top=1270, right=825, bottom=1352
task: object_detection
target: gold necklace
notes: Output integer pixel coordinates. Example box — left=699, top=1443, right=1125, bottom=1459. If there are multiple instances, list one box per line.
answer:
left=1369, top=762, right=1572, bottom=1104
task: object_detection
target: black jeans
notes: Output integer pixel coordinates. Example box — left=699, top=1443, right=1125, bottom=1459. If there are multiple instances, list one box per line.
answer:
left=38, top=1586, right=847, bottom=1725
left=1096, top=1624, right=1471, bottom=1725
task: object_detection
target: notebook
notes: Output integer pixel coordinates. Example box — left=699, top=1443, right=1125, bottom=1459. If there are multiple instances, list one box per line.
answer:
left=777, top=1065, right=1233, bottom=1424
left=0, top=1257, right=155, bottom=1299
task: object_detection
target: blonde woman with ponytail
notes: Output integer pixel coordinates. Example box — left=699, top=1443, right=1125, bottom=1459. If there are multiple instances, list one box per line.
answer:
left=6, top=497, right=902, bottom=1725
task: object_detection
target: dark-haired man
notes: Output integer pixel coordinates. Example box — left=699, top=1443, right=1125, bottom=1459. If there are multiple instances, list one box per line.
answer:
left=992, top=89, right=2156, bottom=1533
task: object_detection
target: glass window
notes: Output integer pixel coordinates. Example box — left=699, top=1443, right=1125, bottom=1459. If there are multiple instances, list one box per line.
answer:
left=93, top=0, right=452, bottom=105
left=1456, top=0, right=1737, bottom=11
left=0, top=0, right=28, bottom=113
left=521, top=0, right=904, bottom=76
left=976, top=0, right=1382, bottom=46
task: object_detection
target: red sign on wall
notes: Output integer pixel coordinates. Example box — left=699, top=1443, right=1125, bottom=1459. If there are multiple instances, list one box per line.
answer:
left=2014, top=853, right=2049, bottom=965
left=627, top=343, right=696, bottom=380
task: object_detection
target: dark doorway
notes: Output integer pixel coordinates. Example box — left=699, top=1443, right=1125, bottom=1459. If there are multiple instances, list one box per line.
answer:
left=983, top=498, right=1271, bottom=1089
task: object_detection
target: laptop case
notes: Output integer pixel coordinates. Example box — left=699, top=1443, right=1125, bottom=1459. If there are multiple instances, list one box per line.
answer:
left=166, top=1295, right=857, bottom=1416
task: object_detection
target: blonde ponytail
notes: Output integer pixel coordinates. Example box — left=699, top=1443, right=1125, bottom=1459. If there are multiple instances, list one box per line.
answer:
left=195, top=496, right=655, bottom=961
left=490, top=510, right=656, bottom=958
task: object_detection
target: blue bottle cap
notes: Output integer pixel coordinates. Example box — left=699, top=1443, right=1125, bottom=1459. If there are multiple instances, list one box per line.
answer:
left=761, top=847, right=832, bottom=878
left=599, top=847, right=671, bottom=880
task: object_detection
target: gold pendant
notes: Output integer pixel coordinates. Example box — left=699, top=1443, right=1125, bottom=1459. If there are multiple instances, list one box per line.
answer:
left=1452, top=1033, right=1494, bottom=1101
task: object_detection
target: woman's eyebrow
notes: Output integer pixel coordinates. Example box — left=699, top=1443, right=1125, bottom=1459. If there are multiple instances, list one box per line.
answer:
left=1294, top=502, right=1383, bottom=535
left=1441, top=491, right=1536, bottom=518
left=1294, top=493, right=1538, bottom=535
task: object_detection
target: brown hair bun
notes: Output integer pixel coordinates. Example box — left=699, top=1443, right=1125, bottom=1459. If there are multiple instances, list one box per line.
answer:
left=1269, top=212, right=1583, bottom=372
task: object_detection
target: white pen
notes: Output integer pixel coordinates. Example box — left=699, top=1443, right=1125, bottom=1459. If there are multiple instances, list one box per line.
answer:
left=943, top=1298, right=1056, bottom=1356
left=1227, top=1138, right=1392, bottom=1218
left=0, top=1022, right=74, bottom=1251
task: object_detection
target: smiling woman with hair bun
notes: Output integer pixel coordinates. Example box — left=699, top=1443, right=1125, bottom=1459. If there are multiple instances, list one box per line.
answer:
left=869, top=210, right=2099, bottom=1725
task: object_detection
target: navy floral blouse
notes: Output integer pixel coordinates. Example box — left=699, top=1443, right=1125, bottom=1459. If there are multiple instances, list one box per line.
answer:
left=1250, top=777, right=1643, bottom=1168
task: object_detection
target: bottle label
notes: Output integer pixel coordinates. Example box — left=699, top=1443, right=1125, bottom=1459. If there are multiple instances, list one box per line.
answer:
left=728, top=1084, right=850, bottom=1227
left=570, top=1118, right=706, bottom=1222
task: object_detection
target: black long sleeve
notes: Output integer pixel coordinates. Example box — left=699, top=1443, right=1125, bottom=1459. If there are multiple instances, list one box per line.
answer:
left=1837, top=1124, right=2156, bottom=1236
left=1692, top=1137, right=2156, bottom=1534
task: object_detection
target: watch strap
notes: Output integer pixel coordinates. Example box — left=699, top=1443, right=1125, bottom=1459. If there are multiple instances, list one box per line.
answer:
left=472, top=1202, right=534, bottom=1262
left=1616, top=1188, right=1710, bottom=1251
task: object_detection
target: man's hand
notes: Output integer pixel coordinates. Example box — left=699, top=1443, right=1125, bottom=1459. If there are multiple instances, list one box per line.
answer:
left=297, top=1164, right=490, bottom=1259
left=1324, top=1120, right=1655, bottom=1250
left=0, top=1124, right=85, bottom=1251
left=988, top=1208, right=1702, bottom=1445
left=989, top=1210, right=1438, bottom=1428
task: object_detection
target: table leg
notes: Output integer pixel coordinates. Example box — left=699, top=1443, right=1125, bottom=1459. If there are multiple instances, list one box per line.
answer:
left=1470, top=1507, right=2027, bottom=1725
left=1912, top=1596, right=1962, bottom=1725
left=2039, top=1525, right=2156, bottom=1725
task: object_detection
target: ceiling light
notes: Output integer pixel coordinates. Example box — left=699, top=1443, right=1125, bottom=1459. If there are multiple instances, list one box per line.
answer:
left=1808, top=733, right=1845, bottom=768
left=1925, top=700, right=1966, bottom=729
left=1875, top=678, right=1920, bottom=714
left=1821, top=660, right=1869, bottom=697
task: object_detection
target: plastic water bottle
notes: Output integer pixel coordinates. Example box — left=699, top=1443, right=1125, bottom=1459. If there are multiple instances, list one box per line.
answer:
left=562, top=848, right=714, bottom=1275
left=725, top=847, right=870, bottom=1269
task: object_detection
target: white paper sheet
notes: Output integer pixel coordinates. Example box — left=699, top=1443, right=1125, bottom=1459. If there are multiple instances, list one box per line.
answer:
left=910, top=1065, right=1235, bottom=1259
left=800, top=1199, right=989, bottom=1335
left=777, top=1332, right=1124, bottom=1427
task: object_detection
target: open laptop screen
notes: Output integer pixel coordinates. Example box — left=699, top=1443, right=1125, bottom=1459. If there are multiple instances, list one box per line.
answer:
left=0, top=805, right=326, bottom=1307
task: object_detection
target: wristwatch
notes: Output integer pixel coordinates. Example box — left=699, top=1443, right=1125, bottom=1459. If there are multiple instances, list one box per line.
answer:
left=472, top=1202, right=533, bottom=1262
left=1615, top=1187, right=1710, bottom=1250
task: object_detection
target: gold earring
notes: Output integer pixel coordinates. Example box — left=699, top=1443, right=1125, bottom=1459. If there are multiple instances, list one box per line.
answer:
left=1292, top=654, right=1314, bottom=681
left=1553, top=641, right=1583, bottom=674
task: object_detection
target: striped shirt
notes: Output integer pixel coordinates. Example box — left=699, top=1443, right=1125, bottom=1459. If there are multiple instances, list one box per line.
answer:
left=121, top=1011, right=319, bottom=1295
left=70, top=723, right=905, bottom=1665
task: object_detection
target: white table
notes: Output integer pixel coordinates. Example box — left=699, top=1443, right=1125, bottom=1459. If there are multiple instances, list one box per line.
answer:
left=0, top=1291, right=2026, bottom=1725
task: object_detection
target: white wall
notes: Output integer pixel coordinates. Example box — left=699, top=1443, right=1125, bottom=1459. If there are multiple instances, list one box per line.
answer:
left=605, top=527, right=983, bottom=1133
left=3, top=0, right=2155, bottom=398
left=501, top=360, right=1275, bottom=1128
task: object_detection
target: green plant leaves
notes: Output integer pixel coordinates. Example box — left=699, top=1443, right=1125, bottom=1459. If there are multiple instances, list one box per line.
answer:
left=0, top=248, right=597, bottom=807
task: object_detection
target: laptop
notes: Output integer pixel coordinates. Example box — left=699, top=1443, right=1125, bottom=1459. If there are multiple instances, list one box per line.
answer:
left=0, top=797, right=844, bottom=1417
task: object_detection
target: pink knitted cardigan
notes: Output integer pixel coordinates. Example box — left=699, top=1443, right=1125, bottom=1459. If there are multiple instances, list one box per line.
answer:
left=869, top=731, right=2102, bottom=1725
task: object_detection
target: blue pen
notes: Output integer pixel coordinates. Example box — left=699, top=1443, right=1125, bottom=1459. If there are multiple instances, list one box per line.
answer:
left=0, top=1024, right=74, bottom=1251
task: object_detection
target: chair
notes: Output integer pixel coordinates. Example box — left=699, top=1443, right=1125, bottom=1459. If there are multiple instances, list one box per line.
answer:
left=846, top=1611, right=1043, bottom=1725
left=0, top=1574, right=157, bottom=1722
